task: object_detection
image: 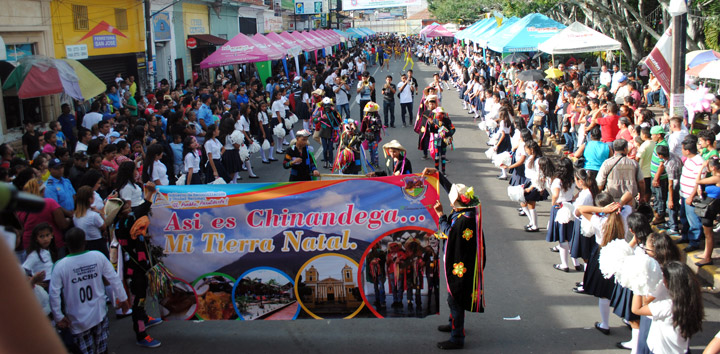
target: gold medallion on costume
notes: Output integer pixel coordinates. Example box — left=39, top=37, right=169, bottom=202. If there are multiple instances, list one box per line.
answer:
left=452, top=262, right=467, bottom=277
left=462, top=228, right=473, bottom=241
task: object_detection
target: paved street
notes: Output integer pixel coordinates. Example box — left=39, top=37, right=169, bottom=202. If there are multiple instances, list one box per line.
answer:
left=108, top=56, right=720, bottom=354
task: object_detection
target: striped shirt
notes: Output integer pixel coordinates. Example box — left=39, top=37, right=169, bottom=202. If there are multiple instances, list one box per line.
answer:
left=680, top=154, right=704, bottom=199
left=650, top=140, right=668, bottom=180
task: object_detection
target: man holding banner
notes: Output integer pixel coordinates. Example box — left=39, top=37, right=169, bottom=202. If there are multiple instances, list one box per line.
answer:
left=283, top=129, right=320, bottom=181
left=426, top=168, right=486, bottom=350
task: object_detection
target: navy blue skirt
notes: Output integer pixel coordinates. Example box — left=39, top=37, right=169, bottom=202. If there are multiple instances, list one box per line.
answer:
left=222, top=149, right=243, bottom=174
left=524, top=186, right=549, bottom=202
left=546, top=204, right=574, bottom=243
left=496, top=133, right=512, bottom=154
left=582, top=244, right=615, bottom=299
left=570, top=218, right=594, bottom=260
left=509, top=152, right=527, bottom=187
left=610, top=284, right=640, bottom=322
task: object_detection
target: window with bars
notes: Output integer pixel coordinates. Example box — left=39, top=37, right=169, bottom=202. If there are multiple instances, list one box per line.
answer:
left=72, top=4, right=88, bottom=31
left=115, top=8, right=128, bottom=30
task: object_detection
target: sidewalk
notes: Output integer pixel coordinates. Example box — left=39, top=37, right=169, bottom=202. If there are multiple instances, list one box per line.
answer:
left=543, top=115, right=720, bottom=291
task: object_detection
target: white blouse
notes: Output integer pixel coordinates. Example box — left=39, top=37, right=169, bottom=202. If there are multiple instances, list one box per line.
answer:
left=151, top=160, right=169, bottom=185
left=184, top=152, right=200, bottom=173
left=205, top=138, right=223, bottom=160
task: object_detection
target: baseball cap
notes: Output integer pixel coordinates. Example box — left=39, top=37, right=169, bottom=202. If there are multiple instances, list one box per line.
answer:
left=49, top=158, right=63, bottom=169
left=650, top=126, right=665, bottom=135
left=618, top=75, right=627, bottom=83
left=109, top=131, right=121, bottom=139
left=296, top=129, right=312, bottom=137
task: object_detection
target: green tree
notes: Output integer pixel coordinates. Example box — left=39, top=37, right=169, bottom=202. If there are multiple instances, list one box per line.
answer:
left=427, top=0, right=491, bottom=24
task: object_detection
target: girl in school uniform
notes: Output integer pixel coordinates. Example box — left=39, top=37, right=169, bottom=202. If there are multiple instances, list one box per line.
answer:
left=520, top=141, right=548, bottom=232
left=204, top=124, right=230, bottom=183
left=183, top=137, right=202, bottom=185
left=569, top=169, right=599, bottom=269
left=494, top=109, right=514, bottom=180
left=546, top=158, right=579, bottom=272
left=576, top=191, right=633, bottom=336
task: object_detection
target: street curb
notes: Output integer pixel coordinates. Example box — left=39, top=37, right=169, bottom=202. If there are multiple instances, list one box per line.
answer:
left=652, top=227, right=720, bottom=290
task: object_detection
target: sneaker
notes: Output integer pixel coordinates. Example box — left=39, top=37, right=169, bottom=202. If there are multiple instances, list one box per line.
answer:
left=137, top=336, right=162, bottom=348
left=145, top=316, right=163, bottom=329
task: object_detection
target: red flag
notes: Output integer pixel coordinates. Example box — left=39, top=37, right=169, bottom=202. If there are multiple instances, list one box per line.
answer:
left=644, top=25, right=673, bottom=95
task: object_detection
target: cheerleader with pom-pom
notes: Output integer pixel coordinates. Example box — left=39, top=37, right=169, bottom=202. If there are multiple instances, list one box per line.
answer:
left=257, top=101, right=276, bottom=163
left=236, top=107, right=258, bottom=179
left=609, top=213, right=653, bottom=351
left=220, top=116, right=242, bottom=182
left=546, top=158, right=579, bottom=272
left=575, top=191, right=633, bottom=336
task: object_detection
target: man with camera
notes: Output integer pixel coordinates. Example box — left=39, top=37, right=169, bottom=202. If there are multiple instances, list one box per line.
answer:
left=382, top=75, right=397, bottom=128
left=334, top=76, right=351, bottom=119
left=398, top=74, right=415, bottom=127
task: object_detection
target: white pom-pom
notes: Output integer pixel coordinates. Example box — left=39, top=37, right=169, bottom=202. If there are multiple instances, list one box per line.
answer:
left=580, top=217, right=595, bottom=237
left=210, top=177, right=226, bottom=185
left=492, top=151, right=512, bottom=168
left=289, top=114, right=299, bottom=124
left=478, top=121, right=487, bottom=131
left=555, top=203, right=575, bottom=224
left=230, top=130, right=245, bottom=145
left=238, top=144, right=249, bottom=161
left=599, top=239, right=634, bottom=279
left=485, top=119, right=498, bottom=129
left=284, top=119, right=292, bottom=130
left=616, top=254, right=663, bottom=296
left=261, top=139, right=271, bottom=151
left=484, top=148, right=496, bottom=159
left=249, top=139, right=261, bottom=154
left=273, top=125, right=286, bottom=138
left=507, top=185, right=525, bottom=202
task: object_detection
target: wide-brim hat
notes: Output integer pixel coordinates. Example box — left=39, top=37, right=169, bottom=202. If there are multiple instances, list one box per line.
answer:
left=104, top=198, right=125, bottom=224
left=423, top=86, right=437, bottom=96
left=363, top=102, right=379, bottom=112
left=312, top=89, right=325, bottom=96
left=425, top=94, right=438, bottom=102
left=448, top=183, right=480, bottom=209
left=382, top=139, right=406, bottom=153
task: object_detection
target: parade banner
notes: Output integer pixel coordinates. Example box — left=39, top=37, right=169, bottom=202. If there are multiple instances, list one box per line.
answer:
left=149, top=174, right=441, bottom=321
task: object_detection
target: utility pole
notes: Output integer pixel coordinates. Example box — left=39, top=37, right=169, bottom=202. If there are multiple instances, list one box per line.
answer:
left=144, top=0, right=154, bottom=92
left=669, top=10, right=687, bottom=119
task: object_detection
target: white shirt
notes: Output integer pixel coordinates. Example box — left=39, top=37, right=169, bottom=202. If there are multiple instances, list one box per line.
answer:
left=599, top=71, right=612, bottom=87
left=334, top=84, right=349, bottom=105
left=75, top=142, right=88, bottom=153
left=73, top=210, right=104, bottom=241
left=237, top=116, right=251, bottom=133
left=49, top=251, right=127, bottom=334
left=573, top=189, right=594, bottom=220
left=92, top=192, right=104, bottom=210
left=258, top=110, right=269, bottom=125
left=22, top=249, right=53, bottom=281
left=184, top=152, right=200, bottom=174
left=611, top=71, right=624, bottom=92
left=668, top=129, right=689, bottom=158
left=551, top=178, right=575, bottom=203
left=398, top=80, right=413, bottom=103
left=151, top=160, right=169, bottom=185
left=82, top=112, right=103, bottom=130
left=205, top=138, right=223, bottom=160
left=118, top=183, right=143, bottom=207
left=271, top=100, right=286, bottom=119
left=647, top=299, right=689, bottom=354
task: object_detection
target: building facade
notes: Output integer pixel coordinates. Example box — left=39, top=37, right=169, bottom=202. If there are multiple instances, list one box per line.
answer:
left=0, top=0, right=56, bottom=140
left=304, top=264, right=356, bottom=303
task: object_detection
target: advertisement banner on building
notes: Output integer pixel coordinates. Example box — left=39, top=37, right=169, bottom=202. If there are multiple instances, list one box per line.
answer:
left=295, top=0, right=325, bottom=14
left=149, top=174, right=441, bottom=320
left=341, top=0, right=420, bottom=11
left=153, top=12, right=172, bottom=41
left=183, top=3, right=209, bottom=35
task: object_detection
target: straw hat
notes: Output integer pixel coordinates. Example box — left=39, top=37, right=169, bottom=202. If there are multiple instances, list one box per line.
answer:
left=382, top=140, right=406, bottom=154
left=103, top=198, right=125, bottom=225
left=312, top=88, right=325, bottom=96
left=425, top=94, right=438, bottom=102
left=448, top=184, right=480, bottom=209
left=423, top=86, right=437, bottom=96
left=363, top=102, right=379, bottom=112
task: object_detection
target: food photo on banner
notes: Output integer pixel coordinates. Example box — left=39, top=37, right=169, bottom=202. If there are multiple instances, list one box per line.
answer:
left=147, top=173, right=441, bottom=320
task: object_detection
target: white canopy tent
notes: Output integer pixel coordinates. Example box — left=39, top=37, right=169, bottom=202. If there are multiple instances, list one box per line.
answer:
left=538, top=21, right=621, bottom=54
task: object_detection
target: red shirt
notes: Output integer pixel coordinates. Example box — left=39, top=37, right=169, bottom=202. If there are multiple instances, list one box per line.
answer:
left=597, top=114, right=620, bottom=143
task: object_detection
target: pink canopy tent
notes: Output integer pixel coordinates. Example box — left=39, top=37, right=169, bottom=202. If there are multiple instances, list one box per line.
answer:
left=422, top=24, right=453, bottom=38
left=292, top=31, right=323, bottom=51
left=200, top=32, right=282, bottom=68
left=304, top=31, right=333, bottom=47
left=252, top=33, right=287, bottom=58
left=315, top=30, right=340, bottom=45
left=265, top=32, right=300, bottom=54
left=281, top=31, right=313, bottom=51
left=326, top=30, right=345, bottom=42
